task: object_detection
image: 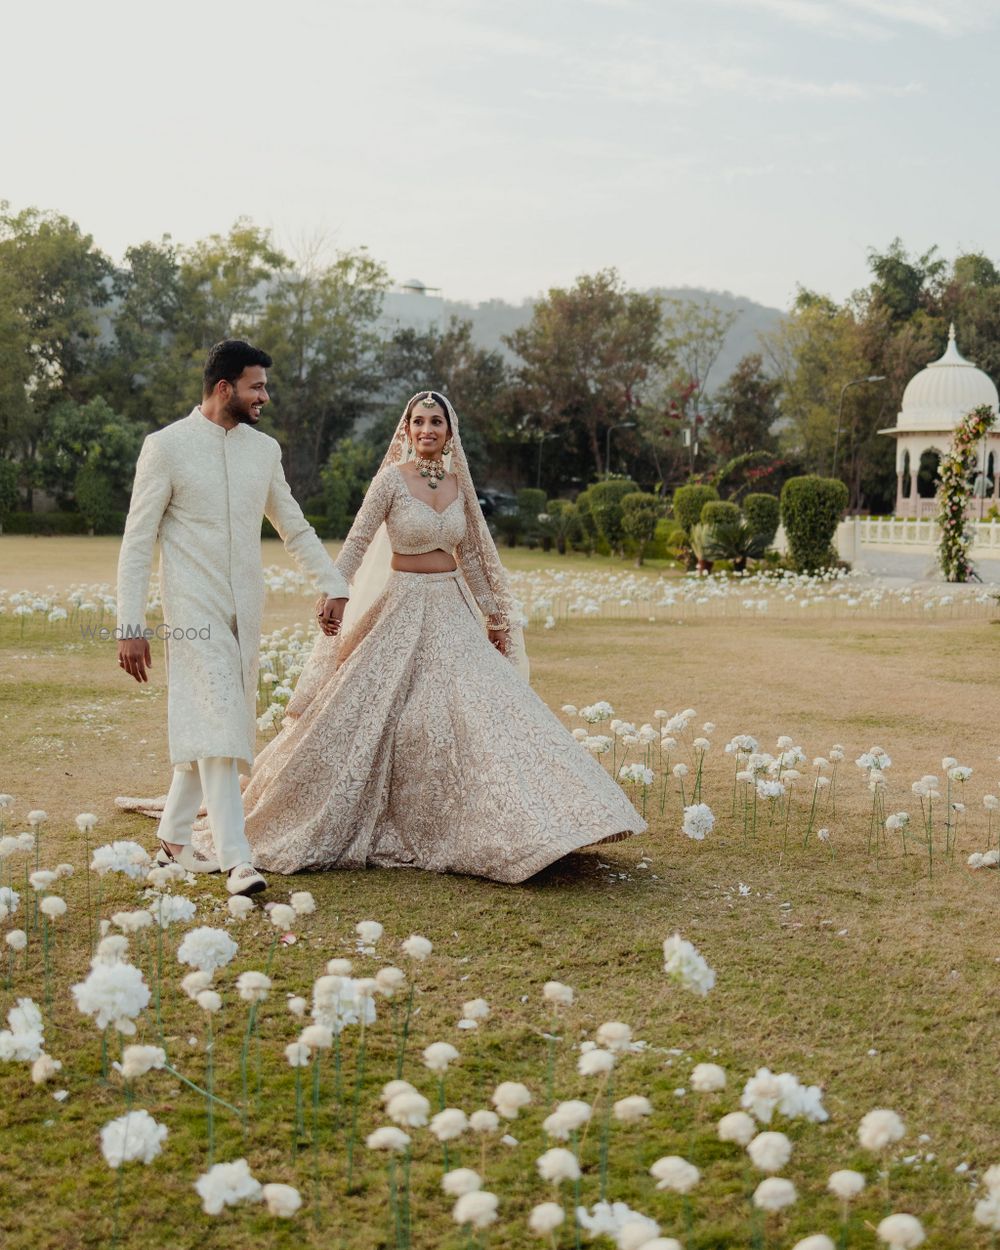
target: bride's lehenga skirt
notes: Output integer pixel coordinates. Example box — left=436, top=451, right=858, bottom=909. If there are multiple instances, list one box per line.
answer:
left=242, top=570, right=646, bottom=883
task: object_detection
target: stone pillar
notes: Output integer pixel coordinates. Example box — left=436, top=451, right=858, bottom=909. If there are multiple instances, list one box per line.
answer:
left=895, top=472, right=904, bottom=516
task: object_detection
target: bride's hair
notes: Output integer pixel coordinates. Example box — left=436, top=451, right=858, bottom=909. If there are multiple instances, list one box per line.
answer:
left=404, top=390, right=452, bottom=432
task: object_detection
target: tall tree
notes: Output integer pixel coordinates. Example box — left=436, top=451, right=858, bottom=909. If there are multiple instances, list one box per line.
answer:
left=708, top=353, right=780, bottom=461
left=506, top=269, right=663, bottom=480
left=257, top=240, right=389, bottom=498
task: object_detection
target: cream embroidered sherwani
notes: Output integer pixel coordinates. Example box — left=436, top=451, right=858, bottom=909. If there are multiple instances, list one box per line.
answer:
left=116, top=408, right=348, bottom=776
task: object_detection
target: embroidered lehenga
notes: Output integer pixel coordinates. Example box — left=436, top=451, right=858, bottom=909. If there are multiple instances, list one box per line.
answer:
left=238, top=395, right=645, bottom=882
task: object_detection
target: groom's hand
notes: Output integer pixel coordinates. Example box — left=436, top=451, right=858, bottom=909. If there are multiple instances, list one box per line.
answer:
left=318, top=596, right=348, bottom=637
left=118, top=638, right=152, bottom=683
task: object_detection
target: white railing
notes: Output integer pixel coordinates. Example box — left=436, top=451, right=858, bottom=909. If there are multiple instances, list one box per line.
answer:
left=852, top=517, right=1000, bottom=549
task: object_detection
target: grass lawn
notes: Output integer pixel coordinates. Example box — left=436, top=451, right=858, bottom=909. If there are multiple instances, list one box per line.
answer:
left=1, top=536, right=998, bottom=1249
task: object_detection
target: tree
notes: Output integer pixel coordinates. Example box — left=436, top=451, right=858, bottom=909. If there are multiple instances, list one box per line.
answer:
left=587, top=478, right=639, bottom=556
left=0, top=458, right=18, bottom=532
left=708, top=354, right=779, bottom=461
left=507, top=269, right=663, bottom=480
left=866, top=238, right=946, bottom=324
left=37, top=396, right=142, bottom=506
left=0, top=203, right=111, bottom=503
left=621, top=492, right=662, bottom=565
left=259, top=240, right=389, bottom=498
left=319, top=438, right=380, bottom=538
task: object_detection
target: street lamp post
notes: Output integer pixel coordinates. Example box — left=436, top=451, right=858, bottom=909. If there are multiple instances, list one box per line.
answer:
left=605, top=421, right=636, bottom=477
left=832, top=376, right=886, bottom=478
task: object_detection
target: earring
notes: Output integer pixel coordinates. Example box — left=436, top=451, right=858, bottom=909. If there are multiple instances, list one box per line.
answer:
left=442, top=439, right=453, bottom=456
left=406, top=436, right=413, bottom=454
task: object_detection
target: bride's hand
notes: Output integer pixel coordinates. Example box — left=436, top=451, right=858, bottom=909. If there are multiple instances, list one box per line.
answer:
left=317, top=596, right=348, bottom=636
left=488, top=628, right=510, bottom=655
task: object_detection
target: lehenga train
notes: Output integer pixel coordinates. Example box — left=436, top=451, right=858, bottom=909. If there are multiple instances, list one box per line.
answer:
left=241, top=568, right=645, bottom=883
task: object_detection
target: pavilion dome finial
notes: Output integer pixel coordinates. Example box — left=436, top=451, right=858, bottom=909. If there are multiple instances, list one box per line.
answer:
left=896, top=325, right=997, bottom=430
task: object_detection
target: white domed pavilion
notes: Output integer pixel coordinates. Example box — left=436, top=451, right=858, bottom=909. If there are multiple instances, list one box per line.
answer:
left=881, top=325, right=1000, bottom=517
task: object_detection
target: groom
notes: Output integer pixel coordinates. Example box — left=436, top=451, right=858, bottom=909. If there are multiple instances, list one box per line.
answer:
left=116, top=340, right=349, bottom=895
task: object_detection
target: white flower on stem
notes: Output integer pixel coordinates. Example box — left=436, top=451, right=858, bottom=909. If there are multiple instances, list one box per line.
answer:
left=40, top=895, right=67, bottom=918
left=300, top=1024, right=334, bottom=1051
left=492, top=1080, right=532, bottom=1119
left=748, top=1131, right=792, bottom=1172
left=26, top=810, right=47, bottom=828
left=357, top=919, right=383, bottom=945
left=227, top=895, right=254, bottom=919
left=858, top=1108, right=905, bottom=1151
left=753, top=1177, right=797, bottom=1211
left=31, top=1053, right=62, bottom=1084
left=792, top=1237, right=835, bottom=1250
left=876, top=1213, right=925, bottom=1248
left=672, top=763, right=689, bottom=778
left=663, top=933, right=715, bottom=996
left=289, top=891, right=315, bottom=915
left=529, top=1202, right=565, bottom=1235
left=0, top=996, right=44, bottom=1061
left=741, top=1068, right=783, bottom=1122
left=431, top=1108, right=469, bottom=1141
left=90, top=841, right=151, bottom=880
left=402, top=933, right=432, bottom=960
left=112, top=910, right=153, bottom=934
left=235, top=971, right=271, bottom=1003
left=194, top=1159, right=262, bottom=1214
left=285, top=1041, right=311, bottom=1068
left=0, top=886, right=18, bottom=916
left=613, top=1095, right=652, bottom=1123
left=442, top=1168, right=482, bottom=1196
left=196, top=990, right=222, bottom=1014
left=827, top=1169, right=866, bottom=1200
left=756, top=779, right=785, bottom=800
left=453, top=1191, right=499, bottom=1230
left=463, top=998, right=490, bottom=1022
left=596, top=1020, right=632, bottom=1052
left=177, top=927, right=238, bottom=974
left=72, top=964, right=150, bottom=1035
left=367, top=1125, right=411, bottom=1152
left=387, top=1090, right=431, bottom=1127
left=618, top=1215, right=662, bottom=1249
left=984, top=795, right=999, bottom=812
left=543, top=981, right=574, bottom=1007
left=681, top=803, right=715, bottom=840
left=261, top=1183, right=301, bottom=1218
left=974, top=1194, right=1000, bottom=1231
left=118, top=1045, right=166, bottom=1079
left=650, top=1155, right=700, bottom=1193
left=93, top=935, right=130, bottom=966
left=619, top=764, right=654, bottom=785
left=100, top=1109, right=168, bottom=1167
left=941, top=756, right=957, bottom=770
left=381, top=1079, right=417, bottom=1105
left=423, top=1041, right=460, bottom=1073
left=561, top=704, right=578, bottom=716
left=572, top=728, right=588, bottom=741
left=375, top=967, right=406, bottom=997
left=326, top=958, right=353, bottom=976
left=181, top=970, right=213, bottom=1000
left=469, top=1109, right=500, bottom=1133
left=691, top=1062, right=726, bottom=1093
left=152, top=896, right=196, bottom=929
left=578, top=1048, right=616, bottom=1077
left=287, top=996, right=307, bottom=1018
left=720, top=1115, right=760, bottom=1145
left=268, top=904, right=296, bottom=931
left=537, top=1147, right=581, bottom=1183
left=543, top=1099, right=591, bottom=1139
left=29, top=870, right=57, bottom=891
left=948, top=765, right=972, bottom=783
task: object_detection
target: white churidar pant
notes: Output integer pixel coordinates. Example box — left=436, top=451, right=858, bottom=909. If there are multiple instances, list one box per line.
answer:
left=157, top=757, right=251, bottom=871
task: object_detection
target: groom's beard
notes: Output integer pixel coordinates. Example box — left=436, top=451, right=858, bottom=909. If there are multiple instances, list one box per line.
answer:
left=225, top=394, right=260, bottom=426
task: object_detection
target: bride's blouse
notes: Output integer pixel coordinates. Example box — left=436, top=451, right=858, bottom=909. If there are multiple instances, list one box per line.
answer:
left=335, top=464, right=507, bottom=628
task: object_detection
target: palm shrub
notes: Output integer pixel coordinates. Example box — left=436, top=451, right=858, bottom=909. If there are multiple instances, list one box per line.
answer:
left=621, top=491, right=662, bottom=566
left=544, top=499, right=576, bottom=554
left=743, top=493, right=780, bottom=547
left=705, top=518, right=770, bottom=572
left=588, top=478, right=639, bottom=557
left=780, top=475, right=849, bottom=572
left=672, top=483, right=719, bottom=533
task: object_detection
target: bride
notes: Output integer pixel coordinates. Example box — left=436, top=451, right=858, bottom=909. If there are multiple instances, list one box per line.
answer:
left=237, top=390, right=646, bottom=883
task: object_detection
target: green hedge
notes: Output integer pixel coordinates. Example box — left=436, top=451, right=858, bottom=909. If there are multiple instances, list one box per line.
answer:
left=672, top=484, right=718, bottom=533
left=701, top=500, right=740, bottom=527
left=743, top=493, right=780, bottom=545
left=780, top=476, right=848, bottom=572
left=1, top=511, right=115, bottom=535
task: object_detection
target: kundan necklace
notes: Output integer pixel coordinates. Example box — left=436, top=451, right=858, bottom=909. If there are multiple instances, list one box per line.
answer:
left=416, top=455, right=447, bottom=489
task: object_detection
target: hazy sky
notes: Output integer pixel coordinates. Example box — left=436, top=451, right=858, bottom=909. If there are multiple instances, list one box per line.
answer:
left=4, top=0, right=999, bottom=311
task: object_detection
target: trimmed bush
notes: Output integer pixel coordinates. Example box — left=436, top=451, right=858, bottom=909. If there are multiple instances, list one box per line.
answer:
left=517, top=488, right=548, bottom=548
left=574, top=489, right=597, bottom=555
left=701, top=500, right=740, bottom=527
left=743, top=493, right=780, bottom=546
left=780, top=475, right=849, bottom=572
left=672, top=484, right=718, bottom=533
left=75, top=465, right=116, bottom=535
left=588, top=478, right=639, bottom=556
left=621, top=491, right=663, bottom=565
